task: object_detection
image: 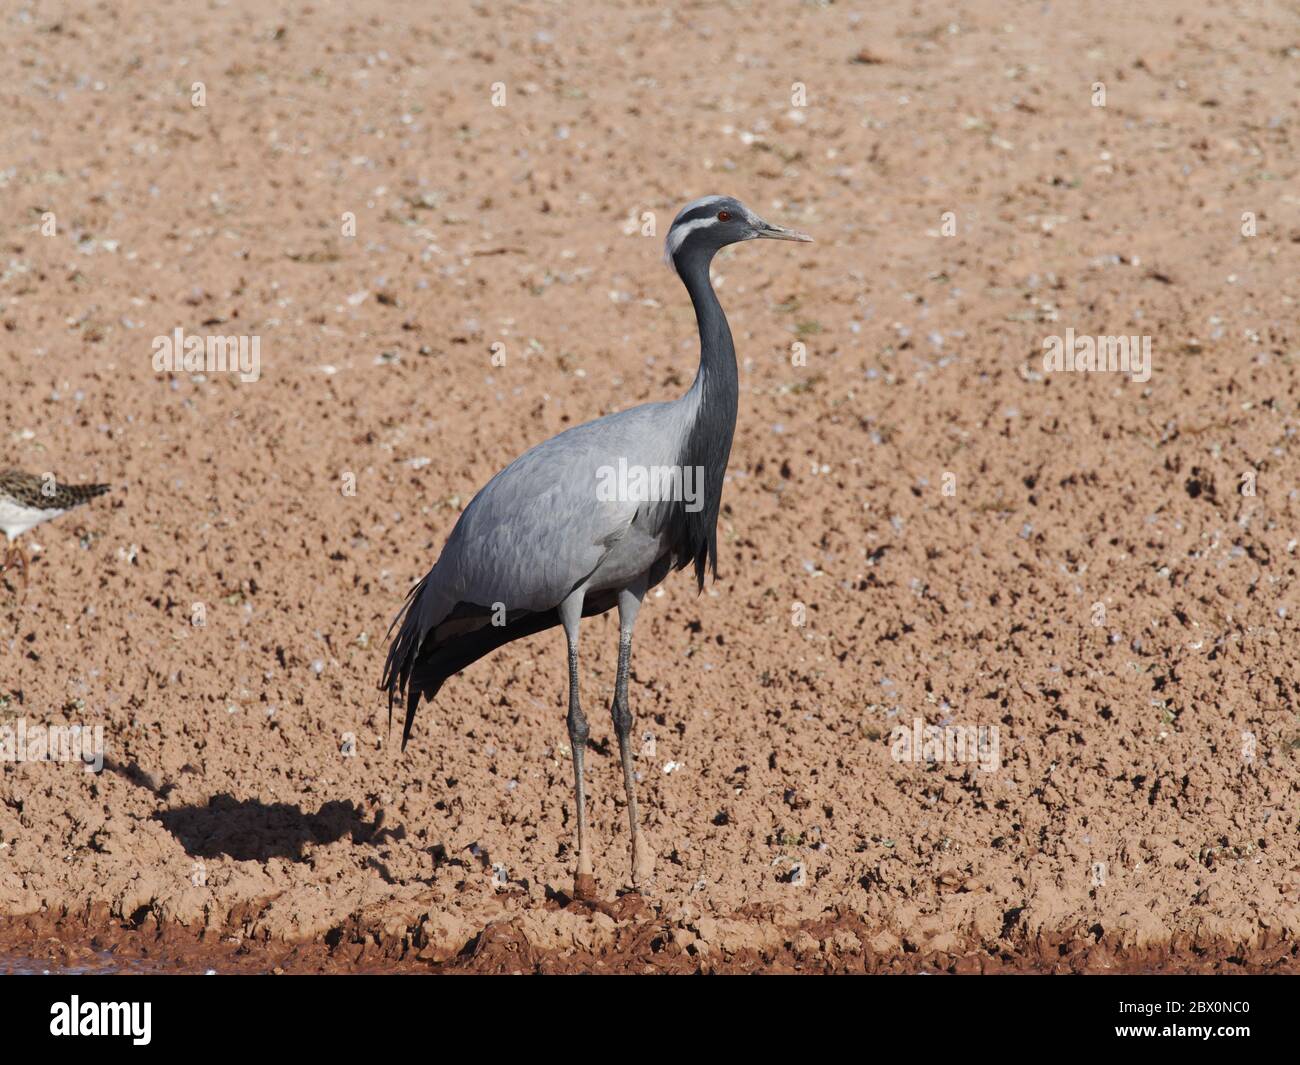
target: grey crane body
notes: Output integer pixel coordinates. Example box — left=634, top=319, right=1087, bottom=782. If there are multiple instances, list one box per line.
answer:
left=382, top=195, right=811, bottom=896
left=425, top=391, right=707, bottom=617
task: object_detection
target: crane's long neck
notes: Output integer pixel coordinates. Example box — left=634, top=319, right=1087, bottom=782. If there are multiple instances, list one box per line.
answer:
left=673, top=246, right=739, bottom=588
left=679, top=249, right=738, bottom=401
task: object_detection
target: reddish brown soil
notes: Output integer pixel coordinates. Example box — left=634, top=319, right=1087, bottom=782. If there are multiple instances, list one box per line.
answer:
left=1, top=0, right=1298, bottom=974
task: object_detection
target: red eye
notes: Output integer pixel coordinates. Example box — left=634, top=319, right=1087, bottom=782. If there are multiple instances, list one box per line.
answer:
left=717, top=210, right=731, bottom=221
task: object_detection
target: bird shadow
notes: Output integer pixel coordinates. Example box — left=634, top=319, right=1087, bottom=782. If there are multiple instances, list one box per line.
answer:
left=154, top=793, right=396, bottom=863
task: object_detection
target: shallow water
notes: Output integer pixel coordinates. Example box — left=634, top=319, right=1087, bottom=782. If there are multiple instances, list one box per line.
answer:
left=3, top=956, right=98, bottom=974
left=0, top=952, right=218, bottom=975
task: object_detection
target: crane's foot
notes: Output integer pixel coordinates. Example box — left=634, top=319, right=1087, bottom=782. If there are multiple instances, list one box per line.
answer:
left=570, top=852, right=626, bottom=916
left=571, top=840, right=599, bottom=902
left=573, top=872, right=599, bottom=902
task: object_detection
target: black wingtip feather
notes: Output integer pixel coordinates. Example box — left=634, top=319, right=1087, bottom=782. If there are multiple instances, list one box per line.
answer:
left=402, top=684, right=420, bottom=752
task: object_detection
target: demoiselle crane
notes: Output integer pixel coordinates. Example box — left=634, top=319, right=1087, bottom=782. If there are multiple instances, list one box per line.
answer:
left=382, top=195, right=812, bottom=899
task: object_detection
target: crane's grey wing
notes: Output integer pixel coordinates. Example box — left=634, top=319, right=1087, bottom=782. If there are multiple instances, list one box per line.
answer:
left=441, top=399, right=694, bottom=603
left=440, top=438, right=638, bottom=611
left=380, top=400, right=689, bottom=745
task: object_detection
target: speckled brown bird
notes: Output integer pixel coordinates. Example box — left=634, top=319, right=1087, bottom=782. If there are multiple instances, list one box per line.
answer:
left=0, top=468, right=110, bottom=584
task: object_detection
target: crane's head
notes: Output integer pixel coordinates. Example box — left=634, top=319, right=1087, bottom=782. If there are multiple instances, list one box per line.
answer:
left=664, top=195, right=812, bottom=269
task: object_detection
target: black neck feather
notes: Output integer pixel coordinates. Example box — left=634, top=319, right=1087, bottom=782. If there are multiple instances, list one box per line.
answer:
left=671, top=243, right=739, bottom=589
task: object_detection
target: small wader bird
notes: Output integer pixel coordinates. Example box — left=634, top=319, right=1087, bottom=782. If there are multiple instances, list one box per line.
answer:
left=0, top=469, right=111, bottom=586
left=382, top=196, right=812, bottom=899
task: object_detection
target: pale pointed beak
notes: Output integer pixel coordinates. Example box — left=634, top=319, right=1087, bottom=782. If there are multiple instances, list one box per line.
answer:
left=755, top=219, right=813, bottom=242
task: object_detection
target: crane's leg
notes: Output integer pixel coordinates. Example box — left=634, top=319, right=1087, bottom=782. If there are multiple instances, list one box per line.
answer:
left=613, top=578, right=655, bottom=889
left=559, top=587, right=595, bottom=900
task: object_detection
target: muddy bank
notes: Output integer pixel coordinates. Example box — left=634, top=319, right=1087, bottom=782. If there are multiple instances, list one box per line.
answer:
left=5, top=903, right=1299, bottom=975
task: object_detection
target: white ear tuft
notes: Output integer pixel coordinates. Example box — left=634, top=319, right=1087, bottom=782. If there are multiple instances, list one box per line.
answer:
left=664, top=216, right=720, bottom=263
